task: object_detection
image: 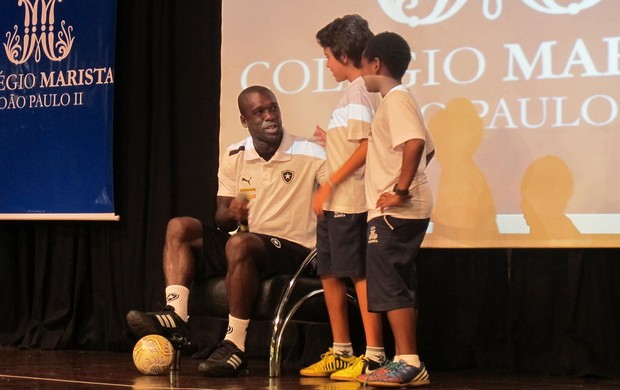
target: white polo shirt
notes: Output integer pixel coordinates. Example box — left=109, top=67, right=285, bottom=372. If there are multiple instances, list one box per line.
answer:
left=218, top=130, right=327, bottom=248
left=365, top=85, right=434, bottom=221
left=324, top=76, right=378, bottom=213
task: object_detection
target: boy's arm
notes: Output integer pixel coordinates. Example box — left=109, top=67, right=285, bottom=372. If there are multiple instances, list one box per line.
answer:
left=329, top=139, right=368, bottom=186
left=376, top=138, right=425, bottom=212
left=312, top=139, right=368, bottom=215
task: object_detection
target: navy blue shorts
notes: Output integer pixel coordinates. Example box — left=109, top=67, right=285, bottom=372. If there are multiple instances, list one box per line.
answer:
left=316, top=211, right=367, bottom=278
left=366, top=215, right=429, bottom=312
left=199, top=225, right=311, bottom=279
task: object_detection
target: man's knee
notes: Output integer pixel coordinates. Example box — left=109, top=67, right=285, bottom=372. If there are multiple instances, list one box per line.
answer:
left=166, top=217, right=203, bottom=246
left=225, top=233, right=264, bottom=264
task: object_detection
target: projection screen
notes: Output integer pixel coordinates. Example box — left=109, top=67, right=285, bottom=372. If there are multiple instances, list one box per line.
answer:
left=221, top=0, right=620, bottom=248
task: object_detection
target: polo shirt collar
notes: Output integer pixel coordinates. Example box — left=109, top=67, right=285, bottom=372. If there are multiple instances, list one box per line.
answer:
left=244, top=129, right=293, bottom=162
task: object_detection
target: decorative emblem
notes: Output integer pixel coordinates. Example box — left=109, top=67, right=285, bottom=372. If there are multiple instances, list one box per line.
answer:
left=368, top=226, right=379, bottom=244
left=521, top=0, right=602, bottom=15
left=3, top=0, right=75, bottom=64
left=377, top=0, right=602, bottom=26
left=270, top=238, right=282, bottom=248
left=377, top=0, right=469, bottom=26
left=281, top=170, right=294, bottom=184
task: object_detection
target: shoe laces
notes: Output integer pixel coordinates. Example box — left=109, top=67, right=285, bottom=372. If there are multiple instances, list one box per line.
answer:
left=348, top=355, right=365, bottom=368
left=339, top=355, right=366, bottom=372
left=387, top=360, right=406, bottom=370
left=211, top=341, right=241, bottom=360
left=364, top=360, right=404, bottom=380
left=319, top=348, right=336, bottom=361
left=383, top=360, right=410, bottom=378
left=355, top=354, right=367, bottom=363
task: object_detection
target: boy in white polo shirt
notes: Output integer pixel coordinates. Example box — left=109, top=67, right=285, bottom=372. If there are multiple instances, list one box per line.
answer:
left=299, top=15, right=385, bottom=381
left=358, top=32, right=434, bottom=387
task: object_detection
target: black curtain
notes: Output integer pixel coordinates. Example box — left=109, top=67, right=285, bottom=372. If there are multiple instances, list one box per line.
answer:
left=0, top=0, right=619, bottom=378
left=417, top=248, right=620, bottom=377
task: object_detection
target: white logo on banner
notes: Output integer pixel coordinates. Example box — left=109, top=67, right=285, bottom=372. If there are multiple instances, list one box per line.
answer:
left=521, top=0, right=602, bottom=15
left=3, top=0, right=75, bottom=64
left=0, top=0, right=115, bottom=112
left=377, top=0, right=602, bottom=26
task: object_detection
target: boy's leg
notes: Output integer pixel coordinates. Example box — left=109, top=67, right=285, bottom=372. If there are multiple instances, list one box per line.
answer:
left=322, top=276, right=351, bottom=345
left=366, top=216, right=427, bottom=313
left=327, top=277, right=385, bottom=382
left=386, top=307, right=417, bottom=356
left=364, top=216, right=430, bottom=386
left=300, top=212, right=365, bottom=377
left=353, top=277, right=384, bottom=349
left=323, top=211, right=368, bottom=355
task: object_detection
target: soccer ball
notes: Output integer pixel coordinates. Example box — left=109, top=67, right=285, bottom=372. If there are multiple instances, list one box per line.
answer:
left=132, top=334, right=176, bottom=375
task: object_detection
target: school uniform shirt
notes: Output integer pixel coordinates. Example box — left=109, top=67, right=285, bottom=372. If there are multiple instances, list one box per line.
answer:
left=365, top=85, right=435, bottom=221
left=218, top=129, right=328, bottom=248
left=324, top=76, right=379, bottom=214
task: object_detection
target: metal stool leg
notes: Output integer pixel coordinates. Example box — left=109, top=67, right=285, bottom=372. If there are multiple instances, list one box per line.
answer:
left=268, top=249, right=317, bottom=377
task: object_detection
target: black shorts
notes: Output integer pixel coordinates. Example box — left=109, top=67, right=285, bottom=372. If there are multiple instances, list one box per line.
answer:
left=366, top=215, right=429, bottom=312
left=316, top=211, right=367, bottom=277
left=198, top=225, right=312, bottom=279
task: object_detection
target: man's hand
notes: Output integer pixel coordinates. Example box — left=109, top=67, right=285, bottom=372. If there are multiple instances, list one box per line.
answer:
left=229, top=195, right=249, bottom=226
left=311, top=125, right=327, bottom=147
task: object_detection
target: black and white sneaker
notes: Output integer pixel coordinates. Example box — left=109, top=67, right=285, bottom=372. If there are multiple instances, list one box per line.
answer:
left=126, top=305, right=189, bottom=347
left=198, top=340, right=248, bottom=377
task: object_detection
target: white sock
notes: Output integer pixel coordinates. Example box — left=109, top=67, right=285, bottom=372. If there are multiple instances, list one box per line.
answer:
left=224, top=315, right=250, bottom=351
left=365, top=346, right=386, bottom=364
left=399, top=354, right=421, bottom=367
left=165, top=285, right=189, bottom=322
left=333, top=342, right=354, bottom=358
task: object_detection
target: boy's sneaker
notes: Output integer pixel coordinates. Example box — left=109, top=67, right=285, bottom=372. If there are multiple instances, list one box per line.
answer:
left=362, top=360, right=430, bottom=388
left=402, top=362, right=431, bottom=387
left=126, top=306, right=189, bottom=347
left=357, top=359, right=392, bottom=383
left=198, top=340, right=249, bottom=377
left=330, top=355, right=383, bottom=381
left=299, top=348, right=358, bottom=377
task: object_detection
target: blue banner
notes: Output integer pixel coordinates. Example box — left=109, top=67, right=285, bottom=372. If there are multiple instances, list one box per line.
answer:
left=0, top=0, right=117, bottom=220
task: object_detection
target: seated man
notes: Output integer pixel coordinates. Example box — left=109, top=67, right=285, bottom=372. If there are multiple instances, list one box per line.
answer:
left=127, top=85, right=327, bottom=377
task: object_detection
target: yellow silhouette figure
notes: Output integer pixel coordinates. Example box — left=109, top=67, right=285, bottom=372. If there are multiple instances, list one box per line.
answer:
left=520, top=155, right=580, bottom=239
left=428, top=97, right=499, bottom=242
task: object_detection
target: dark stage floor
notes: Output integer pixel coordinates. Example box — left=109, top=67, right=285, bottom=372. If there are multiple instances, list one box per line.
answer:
left=0, top=347, right=618, bottom=389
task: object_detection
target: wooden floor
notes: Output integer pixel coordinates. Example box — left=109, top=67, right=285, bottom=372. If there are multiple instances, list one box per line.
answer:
left=0, top=347, right=618, bottom=389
